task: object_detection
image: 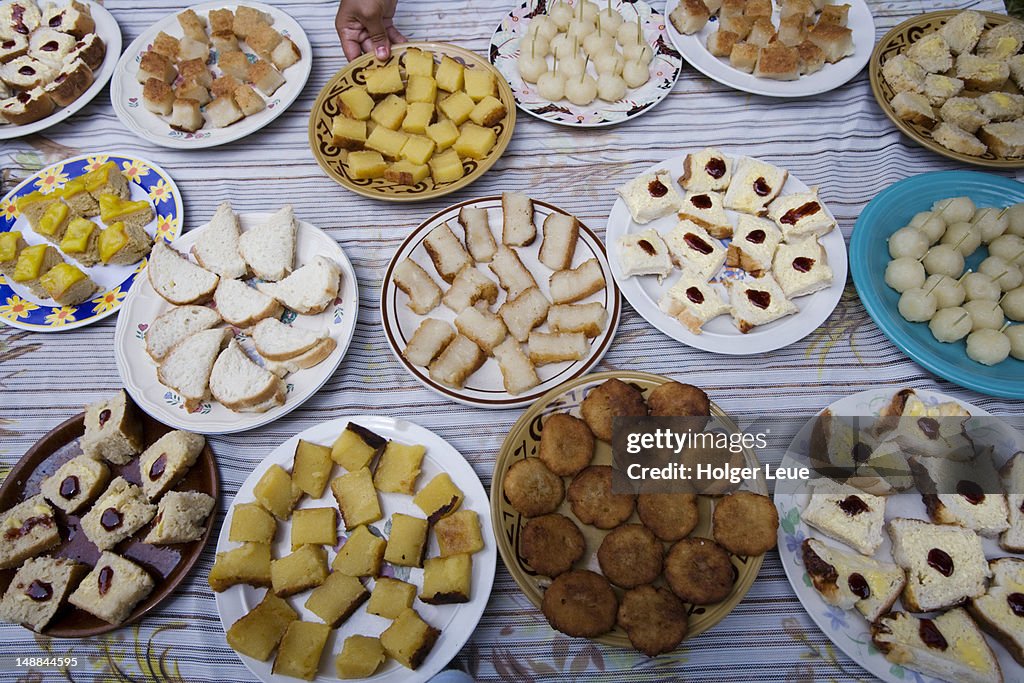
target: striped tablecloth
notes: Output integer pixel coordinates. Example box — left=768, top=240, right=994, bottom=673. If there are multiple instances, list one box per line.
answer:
left=0, top=0, right=1019, bottom=681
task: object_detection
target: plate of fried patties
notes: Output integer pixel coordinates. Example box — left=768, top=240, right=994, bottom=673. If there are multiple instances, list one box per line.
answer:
left=490, top=370, right=780, bottom=655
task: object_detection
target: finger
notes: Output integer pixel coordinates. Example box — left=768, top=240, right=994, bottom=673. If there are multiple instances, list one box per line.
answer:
left=358, top=11, right=391, bottom=60
left=340, top=35, right=363, bottom=61
left=386, top=25, right=407, bottom=45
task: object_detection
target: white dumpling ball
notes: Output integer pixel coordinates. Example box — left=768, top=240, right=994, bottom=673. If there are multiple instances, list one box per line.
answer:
left=559, top=54, right=587, bottom=78
left=885, top=257, right=927, bottom=292
left=940, top=222, right=982, bottom=256
left=537, top=69, right=566, bottom=101
left=551, top=34, right=577, bottom=60
left=518, top=51, right=548, bottom=83
left=989, top=234, right=1024, bottom=265
left=917, top=214, right=948, bottom=243
left=576, top=0, right=600, bottom=23
left=596, top=72, right=627, bottom=101
left=1006, top=203, right=1024, bottom=237
left=1006, top=325, right=1024, bottom=359
left=598, top=7, right=624, bottom=33
left=617, top=19, right=643, bottom=47
left=1002, top=286, right=1024, bottom=322
left=550, top=0, right=575, bottom=30
left=889, top=227, right=929, bottom=260
left=979, top=255, right=1023, bottom=291
left=622, top=59, right=649, bottom=87
left=898, top=288, right=938, bottom=322
left=930, top=307, right=973, bottom=343
left=966, top=328, right=1011, bottom=365
left=565, top=72, right=598, bottom=105
left=583, top=30, right=615, bottom=57
left=922, top=244, right=965, bottom=278
left=963, top=299, right=1005, bottom=331
left=924, top=274, right=966, bottom=308
left=932, top=196, right=976, bottom=224
left=622, top=42, right=654, bottom=64
left=528, top=15, right=559, bottom=42
left=963, top=272, right=1001, bottom=302
left=567, top=19, right=596, bottom=42
left=973, top=207, right=1009, bottom=243
left=524, top=34, right=551, bottom=58
left=594, top=51, right=625, bottom=75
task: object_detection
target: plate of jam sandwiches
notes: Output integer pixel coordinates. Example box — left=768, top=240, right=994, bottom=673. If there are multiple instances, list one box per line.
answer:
left=0, top=0, right=121, bottom=139
left=0, top=153, right=182, bottom=332
left=606, top=147, right=847, bottom=355
left=775, top=387, right=1024, bottom=683
left=0, top=390, right=217, bottom=637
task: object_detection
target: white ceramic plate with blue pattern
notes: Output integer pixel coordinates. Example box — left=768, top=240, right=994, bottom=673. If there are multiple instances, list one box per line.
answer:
left=110, top=1, right=311, bottom=149
left=774, top=387, right=1024, bottom=683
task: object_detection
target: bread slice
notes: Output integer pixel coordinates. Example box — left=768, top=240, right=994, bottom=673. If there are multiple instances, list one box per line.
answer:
left=238, top=205, right=296, bottom=281
left=499, top=287, right=549, bottom=342
left=256, top=255, right=340, bottom=315
left=501, top=192, right=536, bottom=246
left=428, top=334, right=484, bottom=388
left=801, top=538, right=905, bottom=622
left=488, top=245, right=537, bottom=300
left=252, top=318, right=329, bottom=361
left=263, top=337, right=336, bottom=377
left=393, top=258, right=442, bottom=314
left=145, top=305, right=222, bottom=361
left=910, top=452, right=1009, bottom=537
left=158, top=328, right=230, bottom=411
left=549, top=258, right=605, bottom=304
left=454, top=305, right=507, bottom=354
left=457, top=206, right=497, bottom=263
left=1000, top=452, right=1024, bottom=552
left=548, top=302, right=607, bottom=338
left=538, top=212, right=579, bottom=271
left=422, top=222, right=472, bottom=284
left=403, top=318, right=455, bottom=367
left=940, top=10, right=986, bottom=55
left=723, top=157, right=788, bottom=215
left=933, top=122, right=987, bottom=157
left=872, top=609, right=1002, bottom=683
left=214, top=277, right=282, bottom=328
left=191, top=201, right=247, bottom=279
left=969, top=557, right=1024, bottom=665
left=442, top=265, right=498, bottom=313
left=802, top=478, right=886, bottom=555
left=527, top=331, right=588, bottom=365
left=980, top=120, right=1024, bottom=158
left=209, top=340, right=286, bottom=412
left=493, top=337, right=539, bottom=395
left=147, top=242, right=220, bottom=305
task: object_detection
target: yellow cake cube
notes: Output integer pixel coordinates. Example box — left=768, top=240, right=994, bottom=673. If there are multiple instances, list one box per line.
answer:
left=331, top=467, right=382, bottom=529
left=401, top=135, right=437, bottom=166
left=271, top=544, right=329, bottom=597
left=435, top=55, right=465, bottom=92
left=229, top=502, right=277, bottom=544
left=347, top=151, right=388, bottom=180
left=434, top=509, right=484, bottom=556
left=438, top=90, right=475, bottom=125
left=373, top=441, right=426, bottom=494
left=383, top=513, right=428, bottom=567
left=426, top=119, right=460, bottom=151
left=413, top=473, right=464, bottom=522
left=209, top=542, right=272, bottom=592
left=304, top=571, right=368, bottom=627
left=332, top=525, right=386, bottom=577
left=380, top=608, right=440, bottom=670
left=253, top=464, right=302, bottom=520
left=292, top=440, right=333, bottom=498
left=405, top=75, right=437, bottom=104
left=331, top=422, right=387, bottom=470
left=421, top=553, right=472, bottom=604
left=365, top=126, right=410, bottom=160
left=336, top=635, right=385, bottom=679
left=338, top=86, right=375, bottom=120
left=469, top=95, right=506, bottom=127
left=384, top=161, right=430, bottom=186
left=331, top=116, right=367, bottom=150
left=464, top=69, right=496, bottom=101
left=402, top=101, right=435, bottom=134
left=272, top=621, right=331, bottom=681
left=364, top=62, right=404, bottom=96
left=290, top=507, right=337, bottom=550
left=226, top=591, right=298, bottom=661
left=370, top=94, right=407, bottom=130
left=367, top=577, right=416, bottom=619
left=453, top=123, right=497, bottom=160
left=403, top=47, right=435, bottom=77
left=429, top=149, right=465, bottom=184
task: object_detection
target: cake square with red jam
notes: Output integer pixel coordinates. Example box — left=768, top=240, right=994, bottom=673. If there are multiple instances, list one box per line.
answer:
left=0, top=495, right=60, bottom=569
left=79, top=477, right=156, bottom=551
left=40, top=453, right=110, bottom=514
left=138, top=430, right=205, bottom=501
left=0, top=556, right=87, bottom=631
left=726, top=214, right=782, bottom=277
left=659, top=273, right=730, bottom=333
left=68, top=551, right=154, bottom=624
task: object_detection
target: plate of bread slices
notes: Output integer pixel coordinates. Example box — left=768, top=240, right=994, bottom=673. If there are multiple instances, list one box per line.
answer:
left=871, top=10, right=1024, bottom=169
left=0, top=0, right=120, bottom=137
left=775, top=387, right=1024, bottom=683
left=380, top=193, right=620, bottom=409
left=607, top=147, right=847, bottom=355
left=114, top=203, right=359, bottom=434
left=0, top=153, right=179, bottom=332
left=0, top=390, right=217, bottom=637
left=213, top=415, right=496, bottom=683
left=488, top=0, right=683, bottom=127
left=110, top=1, right=311, bottom=148
left=309, top=42, right=515, bottom=202
left=664, top=0, right=873, bottom=98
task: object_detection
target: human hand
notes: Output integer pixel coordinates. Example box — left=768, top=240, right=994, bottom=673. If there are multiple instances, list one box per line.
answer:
left=335, top=0, right=406, bottom=62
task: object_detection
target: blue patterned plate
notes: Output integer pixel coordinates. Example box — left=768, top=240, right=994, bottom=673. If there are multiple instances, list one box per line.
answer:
left=0, top=154, right=182, bottom=332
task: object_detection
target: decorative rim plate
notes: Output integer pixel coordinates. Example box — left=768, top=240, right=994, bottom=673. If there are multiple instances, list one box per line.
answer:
left=380, top=195, right=621, bottom=409
left=0, top=1, right=122, bottom=140
left=850, top=170, right=1024, bottom=399
left=214, top=415, right=497, bottom=683
left=606, top=151, right=848, bottom=355
left=309, top=42, right=516, bottom=202
left=113, top=213, right=359, bottom=435
left=869, top=10, right=1024, bottom=169
left=110, top=1, right=312, bottom=149
left=0, top=153, right=183, bottom=332
left=664, top=0, right=874, bottom=98
left=492, top=370, right=767, bottom=647
left=489, top=0, right=683, bottom=127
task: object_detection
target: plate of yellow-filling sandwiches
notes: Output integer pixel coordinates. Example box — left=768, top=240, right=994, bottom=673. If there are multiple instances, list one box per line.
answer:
left=212, top=416, right=496, bottom=683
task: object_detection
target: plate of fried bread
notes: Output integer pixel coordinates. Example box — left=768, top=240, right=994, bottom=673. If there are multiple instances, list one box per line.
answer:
left=0, top=390, right=217, bottom=637
left=606, top=147, right=847, bottom=355
left=381, top=194, right=620, bottom=409
left=775, top=386, right=1024, bottom=683
left=0, top=153, right=180, bottom=332
left=0, top=0, right=121, bottom=138
left=492, top=370, right=778, bottom=654
left=871, top=10, right=1024, bottom=169
left=111, top=1, right=311, bottom=149
left=309, top=42, right=515, bottom=202
left=114, top=203, right=358, bottom=434
left=664, top=0, right=874, bottom=98
left=213, top=415, right=495, bottom=683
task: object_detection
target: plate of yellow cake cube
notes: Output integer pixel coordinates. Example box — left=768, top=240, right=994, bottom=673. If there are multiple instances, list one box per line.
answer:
left=212, top=416, right=496, bottom=683
left=0, top=153, right=180, bottom=332
left=308, top=42, right=516, bottom=202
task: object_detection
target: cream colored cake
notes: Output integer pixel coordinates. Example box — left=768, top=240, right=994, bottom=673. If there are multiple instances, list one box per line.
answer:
left=39, top=454, right=110, bottom=514
left=68, top=551, right=155, bottom=625
left=0, top=556, right=87, bottom=632
left=138, top=430, right=205, bottom=501
left=801, top=538, right=905, bottom=622
left=872, top=609, right=1002, bottom=683
left=79, top=477, right=157, bottom=551
left=801, top=478, right=886, bottom=555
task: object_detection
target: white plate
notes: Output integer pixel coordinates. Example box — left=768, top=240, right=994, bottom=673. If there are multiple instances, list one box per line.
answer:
left=214, top=415, right=497, bottom=683
left=0, top=0, right=122, bottom=140
left=113, top=212, right=358, bottom=435
left=110, top=0, right=311, bottom=149
left=606, top=152, right=847, bottom=355
left=380, top=196, right=621, bottom=409
left=774, top=388, right=1024, bottom=683
left=489, top=0, right=683, bottom=127
left=663, top=0, right=874, bottom=98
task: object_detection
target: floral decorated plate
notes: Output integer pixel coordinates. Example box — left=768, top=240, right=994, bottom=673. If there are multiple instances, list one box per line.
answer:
left=489, top=0, right=682, bottom=127
left=113, top=213, right=358, bottom=435
left=110, top=1, right=312, bottom=149
left=774, top=387, right=1023, bottom=683
left=0, top=153, right=182, bottom=332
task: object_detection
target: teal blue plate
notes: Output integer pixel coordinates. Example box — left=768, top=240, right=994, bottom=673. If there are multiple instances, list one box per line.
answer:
left=851, top=171, right=1024, bottom=400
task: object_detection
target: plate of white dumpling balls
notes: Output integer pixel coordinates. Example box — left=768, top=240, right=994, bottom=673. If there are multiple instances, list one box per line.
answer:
left=852, top=170, right=1024, bottom=399
left=489, top=0, right=683, bottom=126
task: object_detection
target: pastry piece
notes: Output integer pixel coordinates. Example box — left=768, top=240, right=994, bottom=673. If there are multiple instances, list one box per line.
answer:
left=807, top=22, right=853, bottom=63
left=501, top=192, right=536, bottom=246
left=713, top=490, right=778, bottom=555
left=768, top=188, right=835, bottom=239
left=28, top=28, right=76, bottom=68
left=80, top=477, right=157, bottom=550
left=549, top=258, right=604, bottom=304
left=980, top=120, right=1024, bottom=158
left=659, top=273, right=729, bottom=334
left=670, top=0, right=710, bottom=35
left=45, top=58, right=93, bottom=107
left=455, top=305, right=507, bottom=353
left=889, top=517, right=990, bottom=612
left=68, top=552, right=154, bottom=625
left=729, top=42, right=760, bottom=73
left=521, top=513, right=585, bottom=577
left=680, top=147, right=732, bottom=192
left=723, top=157, right=788, bottom=215
left=65, top=33, right=104, bottom=71
left=969, top=557, right=1024, bottom=665
left=457, top=205, right=497, bottom=263
left=598, top=524, right=662, bottom=589
left=143, top=490, right=215, bottom=544
left=145, top=305, right=221, bottom=362
left=679, top=190, right=731, bottom=238
left=383, top=513, right=428, bottom=567
left=256, top=255, right=340, bottom=316
left=940, top=97, right=988, bottom=134
left=0, top=230, right=25, bottom=279
left=210, top=340, right=286, bottom=413
left=726, top=214, right=782, bottom=276
left=59, top=216, right=99, bottom=266
left=380, top=608, right=440, bottom=670
left=291, top=441, right=332, bottom=499
left=801, top=478, right=886, bottom=555
left=208, top=542, right=272, bottom=591
left=290, top=507, right=336, bottom=550
left=539, top=212, right=579, bottom=271
left=271, top=37, right=300, bottom=71
left=891, top=91, right=936, bottom=127
left=305, top=571, right=367, bottom=627
left=206, top=93, right=243, bottom=127
left=226, top=591, right=297, bottom=661
left=40, top=453, right=109, bottom=515
left=528, top=330, right=588, bottom=365
left=39, top=263, right=97, bottom=306
left=493, top=337, right=539, bottom=395
left=978, top=92, right=1024, bottom=122
left=754, top=44, right=800, bottom=80
left=374, top=441, right=425, bottom=494
left=568, top=465, right=636, bottom=529
left=429, top=334, right=484, bottom=388
left=421, top=553, right=472, bottom=604
left=239, top=206, right=296, bottom=282
left=618, top=227, right=676, bottom=279
left=330, top=422, right=386, bottom=471
left=80, top=390, right=144, bottom=465
left=923, top=73, right=964, bottom=107
left=335, top=635, right=385, bottom=679
left=147, top=242, right=219, bottom=305
left=0, top=556, right=87, bottom=632
left=802, top=538, right=905, bottom=622
left=0, top=495, right=59, bottom=569
left=272, top=621, right=331, bottom=681
left=57, top=176, right=98, bottom=216
left=978, top=22, right=1024, bottom=59
left=98, top=220, right=151, bottom=266
left=906, top=32, right=953, bottom=73
left=232, top=6, right=272, bottom=39
left=149, top=31, right=179, bottom=61
left=332, top=525, right=385, bottom=577
left=367, top=577, right=416, bottom=619
left=773, top=237, right=833, bottom=298
left=617, top=170, right=683, bottom=224
left=1001, top=452, right=1024, bottom=552
left=413, top=473, right=464, bottom=522
left=548, top=302, right=605, bottom=338
left=423, top=222, right=471, bottom=284
left=664, top=537, right=735, bottom=605
left=136, top=51, right=175, bottom=85
left=442, top=266, right=498, bottom=313
left=158, top=328, right=229, bottom=411
left=488, top=245, right=537, bottom=300
left=910, top=452, right=1009, bottom=536
left=331, top=467, right=381, bottom=529
left=542, top=570, right=618, bottom=638
left=271, top=545, right=329, bottom=597
left=249, top=59, right=285, bottom=96
left=1, top=55, right=56, bottom=89
left=11, top=243, right=60, bottom=297
left=403, top=318, right=455, bottom=367
left=138, top=430, right=205, bottom=501
left=0, top=1, right=40, bottom=35
left=956, top=54, right=1009, bottom=92
left=617, top=585, right=688, bottom=657
left=940, top=10, right=986, bottom=55
left=394, top=258, right=442, bottom=314
left=664, top=221, right=727, bottom=280
left=726, top=274, right=797, bottom=332
left=0, top=33, right=27, bottom=63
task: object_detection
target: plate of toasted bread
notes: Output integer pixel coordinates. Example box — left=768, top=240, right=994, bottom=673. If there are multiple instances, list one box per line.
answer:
left=110, top=1, right=311, bottom=149
left=775, top=386, right=1024, bottom=683
left=606, top=147, right=847, bottom=355
left=380, top=193, right=620, bottom=409
left=213, top=415, right=496, bottom=683
left=664, top=0, right=873, bottom=98
left=0, top=0, right=121, bottom=138
left=0, top=390, right=217, bottom=637
left=309, top=42, right=515, bottom=202
left=114, top=203, right=359, bottom=434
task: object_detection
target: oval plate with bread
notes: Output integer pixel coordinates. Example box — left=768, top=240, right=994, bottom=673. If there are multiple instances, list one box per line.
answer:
left=0, top=153, right=182, bottom=332
left=380, top=194, right=620, bottom=409
left=214, top=415, right=496, bottom=683
left=775, top=387, right=1024, bottom=683
left=308, top=42, right=515, bottom=202
left=114, top=209, right=359, bottom=435
left=110, top=1, right=312, bottom=149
